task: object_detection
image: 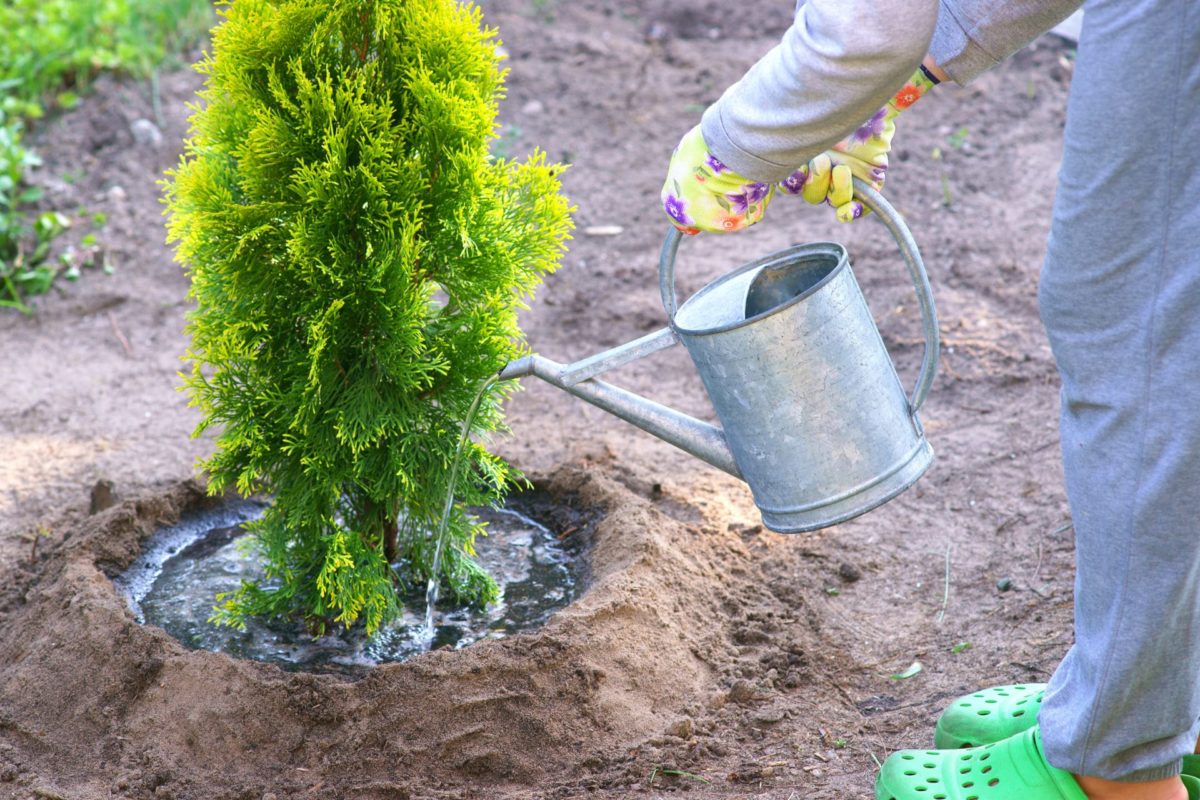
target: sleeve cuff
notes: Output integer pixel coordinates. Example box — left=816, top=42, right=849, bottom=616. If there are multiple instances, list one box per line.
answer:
left=928, top=0, right=1002, bottom=85
left=700, top=104, right=799, bottom=184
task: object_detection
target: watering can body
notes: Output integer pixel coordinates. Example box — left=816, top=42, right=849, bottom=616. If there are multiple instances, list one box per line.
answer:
left=500, top=180, right=938, bottom=533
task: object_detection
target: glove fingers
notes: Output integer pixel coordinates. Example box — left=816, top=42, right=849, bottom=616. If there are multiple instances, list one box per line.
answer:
left=829, top=164, right=854, bottom=207
left=835, top=201, right=870, bottom=224
left=800, top=154, right=832, bottom=206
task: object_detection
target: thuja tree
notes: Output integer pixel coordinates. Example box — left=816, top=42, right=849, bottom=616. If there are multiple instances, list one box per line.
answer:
left=164, top=0, right=571, bottom=633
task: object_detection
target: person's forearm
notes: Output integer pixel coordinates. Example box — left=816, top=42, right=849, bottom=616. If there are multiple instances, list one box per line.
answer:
left=700, top=0, right=939, bottom=183
left=922, top=54, right=950, bottom=84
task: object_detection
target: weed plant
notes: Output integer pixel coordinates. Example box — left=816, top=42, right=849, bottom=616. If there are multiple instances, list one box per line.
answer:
left=164, top=0, right=572, bottom=634
left=0, top=0, right=213, bottom=312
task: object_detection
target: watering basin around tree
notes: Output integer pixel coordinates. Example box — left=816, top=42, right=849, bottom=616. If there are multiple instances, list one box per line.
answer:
left=114, top=498, right=582, bottom=672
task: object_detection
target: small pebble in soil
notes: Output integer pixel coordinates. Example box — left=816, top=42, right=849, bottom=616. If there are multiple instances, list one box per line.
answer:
left=644, top=21, right=669, bottom=42
left=583, top=224, right=623, bottom=236
left=837, top=562, right=862, bottom=582
left=996, top=577, right=1014, bottom=591
left=130, top=118, right=164, bottom=148
left=753, top=708, right=784, bottom=726
left=729, top=763, right=774, bottom=783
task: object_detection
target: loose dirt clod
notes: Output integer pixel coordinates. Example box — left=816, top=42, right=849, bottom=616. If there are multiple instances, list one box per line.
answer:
left=728, top=680, right=761, bottom=705
left=89, top=479, right=118, bottom=514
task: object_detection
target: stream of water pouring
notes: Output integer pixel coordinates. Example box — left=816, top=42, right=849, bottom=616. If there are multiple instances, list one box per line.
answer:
left=418, top=378, right=496, bottom=648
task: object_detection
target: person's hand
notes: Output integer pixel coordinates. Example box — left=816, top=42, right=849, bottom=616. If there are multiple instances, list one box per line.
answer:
left=779, top=66, right=937, bottom=222
left=661, top=125, right=774, bottom=235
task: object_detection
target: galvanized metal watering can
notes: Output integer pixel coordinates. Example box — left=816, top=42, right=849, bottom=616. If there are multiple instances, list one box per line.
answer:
left=500, top=180, right=939, bottom=532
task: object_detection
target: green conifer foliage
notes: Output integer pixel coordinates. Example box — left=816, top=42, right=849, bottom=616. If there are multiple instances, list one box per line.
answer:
left=164, top=0, right=572, bottom=634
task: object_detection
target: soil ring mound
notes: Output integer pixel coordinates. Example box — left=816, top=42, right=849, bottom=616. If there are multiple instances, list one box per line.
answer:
left=0, top=465, right=857, bottom=799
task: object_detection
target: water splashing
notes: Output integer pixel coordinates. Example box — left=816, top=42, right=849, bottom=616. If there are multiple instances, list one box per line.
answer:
left=116, top=501, right=579, bottom=672
left=419, top=378, right=495, bottom=649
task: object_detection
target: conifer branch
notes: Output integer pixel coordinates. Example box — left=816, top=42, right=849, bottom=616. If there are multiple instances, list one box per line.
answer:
left=164, top=0, right=573, bottom=634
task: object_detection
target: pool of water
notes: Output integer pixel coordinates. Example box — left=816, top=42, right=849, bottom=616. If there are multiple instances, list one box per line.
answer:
left=113, top=500, right=581, bottom=672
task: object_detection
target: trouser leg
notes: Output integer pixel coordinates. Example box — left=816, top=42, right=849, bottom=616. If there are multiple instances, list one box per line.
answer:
left=1035, top=0, right=1200, bottom=783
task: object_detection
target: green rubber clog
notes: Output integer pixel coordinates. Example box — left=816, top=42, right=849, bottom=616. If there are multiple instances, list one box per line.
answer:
left=934, top=684, right=1046, bottom=749
left=933, top=685, right=1200, bottom=780
left=876, top=726, right=1200, bottom=800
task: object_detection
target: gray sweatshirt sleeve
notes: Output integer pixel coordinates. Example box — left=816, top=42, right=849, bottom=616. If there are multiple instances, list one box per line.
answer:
left=929, top=0, right=1082, bottom=84
left=700, top=0, right=938, bottom=182
left=702, top=0, right=1081, bottom=183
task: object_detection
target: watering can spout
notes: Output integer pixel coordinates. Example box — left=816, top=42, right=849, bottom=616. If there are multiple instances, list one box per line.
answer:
left=497, top=355, right=539, bottom=382
left=499, top=349, right=743, bottom=480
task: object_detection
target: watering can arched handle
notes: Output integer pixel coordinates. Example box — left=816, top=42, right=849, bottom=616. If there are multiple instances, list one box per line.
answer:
left=658, top=177, right=940, bottom=413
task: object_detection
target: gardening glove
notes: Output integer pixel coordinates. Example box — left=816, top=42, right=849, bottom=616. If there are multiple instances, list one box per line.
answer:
left=661, top=124, right=775, bottom=235
left=779, top=65, right=938, bottom=223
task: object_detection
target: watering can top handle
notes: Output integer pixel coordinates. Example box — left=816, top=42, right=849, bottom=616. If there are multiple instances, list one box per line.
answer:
left=658, top=177, right=940, bottom=413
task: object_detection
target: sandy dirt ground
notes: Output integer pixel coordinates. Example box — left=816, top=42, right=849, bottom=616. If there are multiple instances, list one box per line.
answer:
left=0, top=2, right=1083, bottom=798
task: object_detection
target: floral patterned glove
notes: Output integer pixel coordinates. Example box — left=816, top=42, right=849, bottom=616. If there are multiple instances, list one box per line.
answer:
left=661, top=125, right=774, bottom=235
left=780, top=66, right=938, bottom=222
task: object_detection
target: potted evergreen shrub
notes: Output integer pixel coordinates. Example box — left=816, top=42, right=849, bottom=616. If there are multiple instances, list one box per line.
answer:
left=164, top=0, right=572, bottom=634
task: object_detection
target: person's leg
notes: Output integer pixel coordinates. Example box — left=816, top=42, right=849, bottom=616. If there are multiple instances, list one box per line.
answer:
left=1036, top=0, right=1200, bottom=787
left=1075, top=776, right=1187, bottom=800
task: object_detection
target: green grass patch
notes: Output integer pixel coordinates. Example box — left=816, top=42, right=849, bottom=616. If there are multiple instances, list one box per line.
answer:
left=0, top=0, right=214, bottom=313
left=648, top=766, right=710, bottom=787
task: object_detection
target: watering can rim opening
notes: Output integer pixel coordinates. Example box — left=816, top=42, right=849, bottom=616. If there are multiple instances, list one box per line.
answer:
left=670, top=240, right=849, bottom=338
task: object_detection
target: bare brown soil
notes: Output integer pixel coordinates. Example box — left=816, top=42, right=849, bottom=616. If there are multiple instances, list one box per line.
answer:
left=0, top=2, right=1081, bottom=798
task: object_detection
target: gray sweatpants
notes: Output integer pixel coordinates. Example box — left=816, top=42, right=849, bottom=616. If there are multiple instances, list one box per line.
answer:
left=1036, top=0, right=1200, bottom=783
